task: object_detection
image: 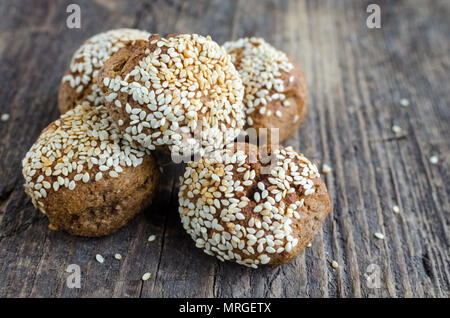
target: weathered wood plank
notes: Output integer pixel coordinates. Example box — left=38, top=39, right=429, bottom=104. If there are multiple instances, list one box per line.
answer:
left=0, top=0, right=448, bottom=298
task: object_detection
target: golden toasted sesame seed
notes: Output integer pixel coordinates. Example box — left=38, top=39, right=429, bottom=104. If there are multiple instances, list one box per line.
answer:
left=393, top=205, right=400, bottom=214
left=322, top=164, right=331, bottom=174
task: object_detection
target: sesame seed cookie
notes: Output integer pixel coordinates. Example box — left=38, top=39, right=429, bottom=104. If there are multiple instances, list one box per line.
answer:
left=223, top=38, right=308, bottom=143
left=22, top=104, right=160, bottom=237
left=178, top=142, right=330, bottom=267
left=98, top=34, right=244, bottom=157
left=58, top=28, right=151, bottom=114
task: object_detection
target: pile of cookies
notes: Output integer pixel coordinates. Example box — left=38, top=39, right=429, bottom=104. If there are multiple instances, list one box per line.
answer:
left=22, top=29, right=330, bottom=267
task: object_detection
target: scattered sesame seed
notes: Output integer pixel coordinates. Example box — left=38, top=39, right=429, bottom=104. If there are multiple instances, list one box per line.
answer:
left=1, top=113, right=10, bottom=121
left=95, top=254, right=105, bottom=263
left=392, top=125, right=402, bottom=133
left=429, top=156, right=438, bottom=164
left=147, top=235, right=156, bottom=242
left=114, top=253, right=122, bottom=260
left=142, top=272, right=151, bottom=281
left=331, top=261, right=339, bottom=269
left=400, top=98, right=410, bottom=107
left=393, top=205, right=400, bottom=214
left=374, top=232, right=385, bottom=240
left=322, top=163, right=331, bottom=174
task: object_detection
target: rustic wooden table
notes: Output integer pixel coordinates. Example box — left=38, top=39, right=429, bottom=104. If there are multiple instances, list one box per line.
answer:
left=0, top=0, right=448, bottom=298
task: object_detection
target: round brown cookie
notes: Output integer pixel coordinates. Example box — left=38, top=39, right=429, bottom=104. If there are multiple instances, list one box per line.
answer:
left=98, top=34, right=244, bottom=157
left=22, top=104, right=160, bottom=237
left=58, top=28, right=151, bottom=114
left=178, top=142, right=330, bottom=267
left=223, top=38, right=308, bottom=143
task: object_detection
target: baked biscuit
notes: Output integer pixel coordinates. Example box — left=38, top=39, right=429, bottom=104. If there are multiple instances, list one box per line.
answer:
left=99, top=34, right=244, bottom=157
left=22, top=104, right=160, bottom=237
left=223, top=38, right=308, bottom=143
left=178, top=142, right=330, bottom=267
left=58, top=28, right=151, bottom=114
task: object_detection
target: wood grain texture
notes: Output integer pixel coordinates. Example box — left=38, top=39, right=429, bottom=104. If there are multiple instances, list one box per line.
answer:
left=0, top=0, right=448, bottom=298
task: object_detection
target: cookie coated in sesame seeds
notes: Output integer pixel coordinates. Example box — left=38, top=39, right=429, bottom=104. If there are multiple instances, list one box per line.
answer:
left=99, top=34, right=244, bottom=157
left=58, top=28, right=151, bottom=114
left=223, top=38, right=308, bottom=143
left=22, top=104, right=160, bottom=237
left=178, top=142, right=331, bottom=267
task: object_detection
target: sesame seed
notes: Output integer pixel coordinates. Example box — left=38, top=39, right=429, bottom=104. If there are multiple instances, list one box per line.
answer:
left=322, top=164, right=331, bottom=174
left=1, top=113, right=10, bottom=121
left=82, top=172, right=90, bottom=183
left=95, top=254, right=105, bottom=263
left=142, top=272, right=151, bottom=281
left=95, top=172, right=103, bottom=181
left=147, top=235, right=156, bottom=242
left=374, top=232, right=385, bottom=240
left=109, top=171, right=119, bottom=178
left=114, top=253, right=122, bottom=260
left=392, top=125, right=402, bottom=133
left=331, top=261, right=339, bottom=269
left=400, top=98, right=409, bottom=107
left=429, top=156, right=438, bottom=164
left=393, top=205, right=400, bottom=214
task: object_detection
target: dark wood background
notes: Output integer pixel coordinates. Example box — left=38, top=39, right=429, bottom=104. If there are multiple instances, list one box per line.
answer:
left=0, top=0, right=448, bottom=298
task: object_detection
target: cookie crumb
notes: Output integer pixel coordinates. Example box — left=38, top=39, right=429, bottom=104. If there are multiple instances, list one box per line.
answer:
left=95, top=254, right=105, bottom=263
left=114, top=253, right=122, bottom=260
left=400, top=98, right=410, bottom=107
left=322, top=164, right=332, bottom=174
left=392, top=125, right=402, bottom=134
left=393, top=205, right=400, bottom=214
left=429, top=156, right=438, bottom=165
left=142, top=272, right=151, bottom=281
left=374, top=232, right=385, bottom=240
left=1, top=113, right=10, bottom=121
left=331, top=261, right=339, bottom=269
left=147, top=235, right=156, bottom=242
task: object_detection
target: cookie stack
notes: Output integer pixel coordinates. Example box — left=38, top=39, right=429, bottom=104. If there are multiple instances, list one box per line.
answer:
left=22, top=29, right=330, bottom=268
